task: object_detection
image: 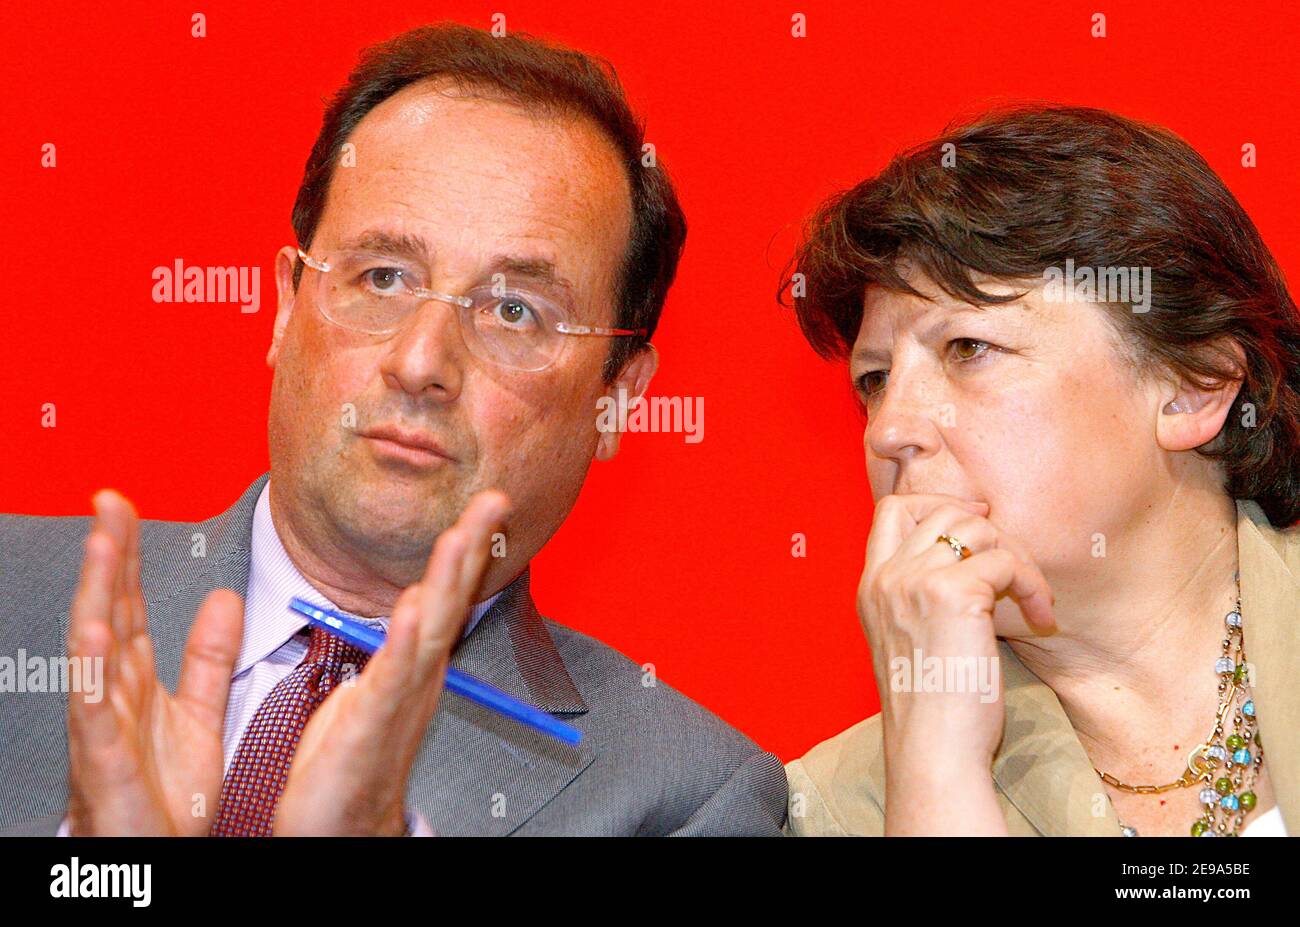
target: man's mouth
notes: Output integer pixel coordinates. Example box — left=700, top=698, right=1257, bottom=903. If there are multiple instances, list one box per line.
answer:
left=361, top=424, right=456, bottom=468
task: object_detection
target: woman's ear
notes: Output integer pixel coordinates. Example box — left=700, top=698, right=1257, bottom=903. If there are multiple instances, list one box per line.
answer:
left=266, top=245, right=301, bottom=370
left=1156, top=339, right=1247, bottom=452
left=595, top=344, right=659, bottom=461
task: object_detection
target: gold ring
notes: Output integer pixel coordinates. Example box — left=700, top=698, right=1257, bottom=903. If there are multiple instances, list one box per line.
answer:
left=936, top=534, right=972, bottom=560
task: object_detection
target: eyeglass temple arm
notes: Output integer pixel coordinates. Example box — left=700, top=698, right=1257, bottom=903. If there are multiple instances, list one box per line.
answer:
left=555, top=323, right=648, bottom=337
left=296, top=247, right=330, bottom=272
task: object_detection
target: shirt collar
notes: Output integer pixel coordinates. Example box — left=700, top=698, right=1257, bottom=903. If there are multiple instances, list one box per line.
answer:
left=234, top=479, right=503, bottom=676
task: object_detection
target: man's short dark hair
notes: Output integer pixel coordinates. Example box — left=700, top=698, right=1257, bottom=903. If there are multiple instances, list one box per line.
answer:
left=291, top=22, right=686, bottom=381
left=780, top=105, right=1300, bottom=527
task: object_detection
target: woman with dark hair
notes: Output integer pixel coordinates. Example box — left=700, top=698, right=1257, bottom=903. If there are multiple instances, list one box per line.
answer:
left=782, top=106, right=1299, bottom=836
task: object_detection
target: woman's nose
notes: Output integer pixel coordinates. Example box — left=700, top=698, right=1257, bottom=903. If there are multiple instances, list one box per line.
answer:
left=865, top=364, right=945, bottom=463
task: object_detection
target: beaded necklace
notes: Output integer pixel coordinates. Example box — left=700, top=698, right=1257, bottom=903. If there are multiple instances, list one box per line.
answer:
left=1096, top=576, right=1263, bottom=837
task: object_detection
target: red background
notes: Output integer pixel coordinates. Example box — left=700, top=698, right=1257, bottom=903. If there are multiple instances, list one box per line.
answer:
left=5, top=1, right=1298, bottom=760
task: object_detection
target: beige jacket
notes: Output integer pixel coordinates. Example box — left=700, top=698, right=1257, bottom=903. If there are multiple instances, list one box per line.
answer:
left=786, top=499, right=1300, bottom=836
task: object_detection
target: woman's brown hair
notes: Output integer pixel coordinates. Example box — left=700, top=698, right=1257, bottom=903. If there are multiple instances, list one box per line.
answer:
left=781, top=105, right=1300, bottom=527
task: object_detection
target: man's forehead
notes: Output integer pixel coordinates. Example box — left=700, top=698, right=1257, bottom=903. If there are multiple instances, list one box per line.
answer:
left=350, top=81, right=624, bottom=184
left=314, top=84, right=632, bottom=292
left=346, top=104, right=573, bottom=196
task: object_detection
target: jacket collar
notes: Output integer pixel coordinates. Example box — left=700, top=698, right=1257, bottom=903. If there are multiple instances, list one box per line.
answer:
left=992, top=644, right=1123, bottom=835
left=992, top=498, right=1300, bottom=836
left=405, top=566, right=595, bottom=834
left=1235, top=499, right=1300, bottom=832
left=452, top=565, right=588, bottom=716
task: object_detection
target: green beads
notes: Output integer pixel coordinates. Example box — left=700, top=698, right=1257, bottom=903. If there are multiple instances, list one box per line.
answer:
left=1234, top=664, right=1247, bottom=684
left=1191, top=820, right=1209, bottom=836
left=1215, top=777, right=1234, bottom=795
left=1240, top=791, right=1257, bottom=811
left=1226, top=734, right=1245, bottom=750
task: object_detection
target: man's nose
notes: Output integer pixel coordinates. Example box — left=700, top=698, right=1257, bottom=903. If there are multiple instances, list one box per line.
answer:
left=377, top=301, right=466, bottom=401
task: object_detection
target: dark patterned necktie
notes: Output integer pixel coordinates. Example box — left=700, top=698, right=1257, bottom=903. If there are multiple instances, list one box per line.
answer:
left=209, top=625, right=371, bottom=836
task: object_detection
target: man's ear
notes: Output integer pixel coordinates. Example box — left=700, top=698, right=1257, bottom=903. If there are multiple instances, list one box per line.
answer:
left=1156, top=338, right=1247, bottom=453
left=266, top=245, right=300, bottom=370
left=595, top=344, right=659, bottom=461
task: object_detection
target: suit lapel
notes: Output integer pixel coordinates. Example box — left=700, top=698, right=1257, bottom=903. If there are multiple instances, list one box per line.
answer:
left=143, top=473, right=266, bottom=692
left=991, top=643, right=1122, bottom=836
left=405, top=568, right=595, bottom=835
left=1235, top=499, right=1300, bottom=832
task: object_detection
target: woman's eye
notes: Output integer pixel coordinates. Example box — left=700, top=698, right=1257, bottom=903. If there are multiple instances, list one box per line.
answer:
left=859, top=371, right=887, bottom=396
left=951, top=338, right=991, bottom=361
left=856, top=339, right=993, bottom=399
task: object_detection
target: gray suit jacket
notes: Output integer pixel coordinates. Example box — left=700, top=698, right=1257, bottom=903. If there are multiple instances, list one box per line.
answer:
left=0, top=473, right=787, bottom=836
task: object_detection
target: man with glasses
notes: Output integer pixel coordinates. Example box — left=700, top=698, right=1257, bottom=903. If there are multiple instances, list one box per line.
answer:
left=0, top=23, right=787, bottom=836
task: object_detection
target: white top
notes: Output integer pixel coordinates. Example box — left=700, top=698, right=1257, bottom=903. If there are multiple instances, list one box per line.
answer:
left=1240, top=805, right=1288, bottom=837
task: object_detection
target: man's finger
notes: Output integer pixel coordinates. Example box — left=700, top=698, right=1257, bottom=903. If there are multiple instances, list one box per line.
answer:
left=119, top=493, right=147, bottom=641
left=358, top=583, right=423, bottom=702
left=66, top=593, right=119, bottom=749
left=415, top=526, right=469, bottom=666
left=69, top=529, right=113, bottom=656
left=91, top=491, right=136, bottom=653
left=453, top=491, right=510, bottom=600
left=71, top=528, right=123, bottom=700
left=175, top=589, right=245, bottom=732
left=413, top=492, right=509, bottom=668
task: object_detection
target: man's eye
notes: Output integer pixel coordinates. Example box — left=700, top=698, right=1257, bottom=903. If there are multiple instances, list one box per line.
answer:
left=361, top=267, right=408, bottom=294
left=491, top=297, right=537, bottom=328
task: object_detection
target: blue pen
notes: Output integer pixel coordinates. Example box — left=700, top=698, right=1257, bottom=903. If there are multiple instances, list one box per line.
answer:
left=288, top=597, right=583, bottom=746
